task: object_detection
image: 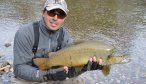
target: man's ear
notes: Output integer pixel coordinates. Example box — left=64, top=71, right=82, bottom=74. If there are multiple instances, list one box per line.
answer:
left=42, top=11, right=45, bottom=17
left=42, top=9, right=46, bottom=17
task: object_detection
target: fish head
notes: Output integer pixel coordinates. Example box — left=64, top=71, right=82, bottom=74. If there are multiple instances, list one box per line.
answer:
left=101, top=54, right=131, bottom=76
left=107, top=54, right=131, bottom=65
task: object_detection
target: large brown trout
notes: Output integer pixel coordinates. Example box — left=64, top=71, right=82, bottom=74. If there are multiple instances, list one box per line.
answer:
left=33, top=41, right=130, bottom=76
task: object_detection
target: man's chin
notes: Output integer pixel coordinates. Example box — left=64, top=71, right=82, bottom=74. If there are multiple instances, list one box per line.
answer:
left=49, top=27, right=59, bottom=31
left=50, top=28, right=58, bottom=31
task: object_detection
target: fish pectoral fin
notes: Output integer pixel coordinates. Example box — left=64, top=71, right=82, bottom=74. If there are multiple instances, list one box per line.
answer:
left=33, top=58, right=49, bottom=70
left=101, top=65, right=111, bottom=76
left=75, top=66, right=83, bottom=74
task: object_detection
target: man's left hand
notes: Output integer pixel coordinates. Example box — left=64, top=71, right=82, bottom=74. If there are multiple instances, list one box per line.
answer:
left=81, top=57, right=103, bottom=73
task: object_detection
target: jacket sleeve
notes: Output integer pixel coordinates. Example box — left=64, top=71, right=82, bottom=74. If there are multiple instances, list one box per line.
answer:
left=13, top=29, right=48, bottom=82
left=13, top=28, right=66, bottom=82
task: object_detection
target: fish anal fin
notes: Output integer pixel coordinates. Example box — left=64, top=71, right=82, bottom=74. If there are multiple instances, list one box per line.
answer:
left=33, top=58, right=49, bottom=70
left=102, top=65, right=111, bottom=76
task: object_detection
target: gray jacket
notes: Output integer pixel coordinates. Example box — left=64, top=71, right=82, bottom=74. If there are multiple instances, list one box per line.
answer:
left=13, top=18, right=73, bottom=82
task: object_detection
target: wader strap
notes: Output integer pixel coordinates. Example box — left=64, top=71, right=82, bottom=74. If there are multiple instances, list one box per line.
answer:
left=32, top=21, right=40, bottom=55
left=32, top=21, right=64, bottom=54
left=32, top=22, right=63, bottom=68
left=56, top=28, right=64, bottom=51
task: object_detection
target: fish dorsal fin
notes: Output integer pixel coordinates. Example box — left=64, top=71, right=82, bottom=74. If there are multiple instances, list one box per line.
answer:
left=73, top=40, right=85, bottom=45
left=102, top=65, right=111, bottom=76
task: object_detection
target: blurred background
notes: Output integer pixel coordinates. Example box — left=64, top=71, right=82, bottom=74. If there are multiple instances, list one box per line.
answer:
left=0, top=0, right=146, bottom=84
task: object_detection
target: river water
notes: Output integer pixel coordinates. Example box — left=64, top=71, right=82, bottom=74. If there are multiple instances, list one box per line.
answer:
left=0, top=0, right=146, bottom=84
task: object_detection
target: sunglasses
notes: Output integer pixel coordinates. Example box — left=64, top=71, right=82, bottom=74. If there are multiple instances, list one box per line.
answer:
left=46, top=9, right=67, bottom=19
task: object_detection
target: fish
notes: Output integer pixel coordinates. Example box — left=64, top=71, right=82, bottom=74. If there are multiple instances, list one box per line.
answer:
left=33, top=41, right=130, bottom=76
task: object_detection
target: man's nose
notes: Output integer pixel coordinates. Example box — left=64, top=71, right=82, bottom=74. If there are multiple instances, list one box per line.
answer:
left=52, top=15, right=58, bottom=21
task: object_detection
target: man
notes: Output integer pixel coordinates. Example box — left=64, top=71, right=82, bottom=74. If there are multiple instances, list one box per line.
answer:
left=13, top=0, right=103, bottom=84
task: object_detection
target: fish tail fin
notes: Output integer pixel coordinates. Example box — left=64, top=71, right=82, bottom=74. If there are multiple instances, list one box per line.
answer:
left=102, top=65, right=110, bottom=76
left=33, top=58, right=49, bottom=70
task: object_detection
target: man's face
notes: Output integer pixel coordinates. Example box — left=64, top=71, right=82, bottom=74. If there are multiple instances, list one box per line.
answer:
left=42, top=9, right=66, bottom=31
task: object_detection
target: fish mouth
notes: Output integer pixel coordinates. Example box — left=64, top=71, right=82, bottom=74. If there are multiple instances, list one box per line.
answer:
left=120, top=56, right=131, bottom=63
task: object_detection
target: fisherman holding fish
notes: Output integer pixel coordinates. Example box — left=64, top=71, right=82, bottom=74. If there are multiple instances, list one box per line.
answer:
left=13, top=0, right=103, bottom=84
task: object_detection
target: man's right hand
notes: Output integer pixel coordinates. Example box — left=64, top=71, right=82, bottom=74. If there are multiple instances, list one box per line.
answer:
left=43, top=66, right=76, bottom=81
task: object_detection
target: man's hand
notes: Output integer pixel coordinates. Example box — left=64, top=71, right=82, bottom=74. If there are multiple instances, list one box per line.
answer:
left=63, top=66, right=68, bottom=73
left=63, top=66, right=76, bottom=79
left=43, top=66, right=67, bottom=81
left=81, top=56, right=103, bottom=73
left=63, top=66, right=69, bottom=80
left=43, top=66, right=76, bottom=81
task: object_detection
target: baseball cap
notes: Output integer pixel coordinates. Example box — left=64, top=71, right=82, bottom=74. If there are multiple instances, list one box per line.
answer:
left=44, top=0, right=69, bottom=15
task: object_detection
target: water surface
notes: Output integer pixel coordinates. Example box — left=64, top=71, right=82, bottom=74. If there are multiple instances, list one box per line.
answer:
left=0, top=0, right=146, bottom=84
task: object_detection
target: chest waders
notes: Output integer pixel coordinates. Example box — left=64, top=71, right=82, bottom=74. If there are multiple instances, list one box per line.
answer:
left=31, top=21, right=64, bottom=68
left=32, top=21, right=64, bottom=55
